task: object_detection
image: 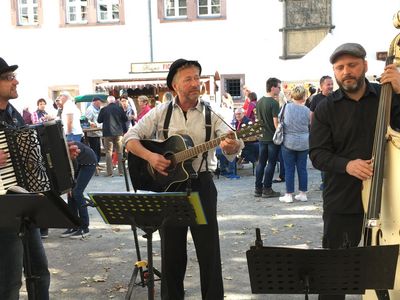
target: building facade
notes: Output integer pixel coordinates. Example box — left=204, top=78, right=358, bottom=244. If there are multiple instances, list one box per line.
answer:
left=1, top=0, right=400, bottom=111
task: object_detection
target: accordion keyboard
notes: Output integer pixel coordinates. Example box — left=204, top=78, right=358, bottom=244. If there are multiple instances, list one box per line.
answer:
left=0, top=131, right=18, bottom=193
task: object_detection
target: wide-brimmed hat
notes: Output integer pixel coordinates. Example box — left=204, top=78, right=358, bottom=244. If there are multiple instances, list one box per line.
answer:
left=329, top=43, right=366, bottom=64
left=0, top=57, right=18, bottom=75
left=166, top=59, right=202, bottom=91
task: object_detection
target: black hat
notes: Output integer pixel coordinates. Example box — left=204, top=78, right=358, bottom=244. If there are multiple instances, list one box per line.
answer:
left=329, top=43, right=366, bottom=64
left=166, top=59, right=202, bottom=91
left=0, top=57, right=18, bottom=75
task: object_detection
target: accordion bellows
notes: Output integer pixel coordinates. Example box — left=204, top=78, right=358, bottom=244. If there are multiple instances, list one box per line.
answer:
left=0, top=120, right=74, bottom=195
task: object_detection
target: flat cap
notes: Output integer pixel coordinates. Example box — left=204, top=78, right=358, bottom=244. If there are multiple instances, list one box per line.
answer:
left=0, top=57, right=18, bottom=76
left=167, top=59, right=202, bottom=91
left=330, top=43, right=366, bottom=64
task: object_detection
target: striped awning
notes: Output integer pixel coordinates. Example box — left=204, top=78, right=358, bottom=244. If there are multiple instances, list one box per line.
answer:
left=96, top=79, right=167, bottom=90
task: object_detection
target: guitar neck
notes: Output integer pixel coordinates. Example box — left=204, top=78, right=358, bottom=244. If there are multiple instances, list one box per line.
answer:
left=171, top=122, right=261, bottom=164
left=174, top=136, right=225, bottom=163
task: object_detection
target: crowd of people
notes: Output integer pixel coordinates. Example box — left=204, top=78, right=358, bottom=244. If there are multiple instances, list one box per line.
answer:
left=1, top=40, right=400, bottom=300
left=216, top=74, right=335, bottom=204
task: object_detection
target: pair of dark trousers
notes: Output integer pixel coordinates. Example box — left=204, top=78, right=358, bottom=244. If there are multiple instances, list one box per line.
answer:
left=255, top=141, right=280, bottom=189
left=318, top=212, right=364, bottom=300
left=0, top=228, right=50, bottom=300
left=87, top=136, right=101, bottom=163
left=160, top=172, right=224, bottom=300
left=68, top=164, right=96, bottom=229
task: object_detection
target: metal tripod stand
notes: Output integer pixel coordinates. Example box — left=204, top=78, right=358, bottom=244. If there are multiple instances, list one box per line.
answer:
left=122, top=150, right=162, bottom=300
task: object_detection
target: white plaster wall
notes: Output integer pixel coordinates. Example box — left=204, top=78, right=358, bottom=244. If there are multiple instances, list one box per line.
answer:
left=1, top=0, right=400, bottom=111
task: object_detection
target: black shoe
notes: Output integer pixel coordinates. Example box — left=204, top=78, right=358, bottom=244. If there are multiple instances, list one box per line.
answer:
left=70, top=228, right=90, bottom=239
left=272, top=178, right=285, bottom=183
left=40, top=228, right=49, bottom=239
left=262, top=187, right=281, bottom=198
left=254, top=187, right=263, bottom=197
left=60, top=228, right=78, bottom=238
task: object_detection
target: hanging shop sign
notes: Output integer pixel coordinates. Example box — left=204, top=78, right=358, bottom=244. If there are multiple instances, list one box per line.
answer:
left=130, top=62, right=173, bottom=74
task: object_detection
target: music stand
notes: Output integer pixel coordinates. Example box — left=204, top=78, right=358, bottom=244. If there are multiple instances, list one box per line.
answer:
left=0, top=193, right=81, bottom=300
left=246, top=229, right=399, bottom=299
left=88, top=191, right=207, bottom=300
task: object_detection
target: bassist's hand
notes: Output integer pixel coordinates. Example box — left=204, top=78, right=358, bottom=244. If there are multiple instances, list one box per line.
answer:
left=149, top=153, right=171, bottom=176
left=346, top=159, right=373, bottom=180
left=380, top=64, right=400, bottom=94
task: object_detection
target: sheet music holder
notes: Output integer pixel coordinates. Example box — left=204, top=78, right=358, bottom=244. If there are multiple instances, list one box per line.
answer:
left=0, top=193, right=81, bottom=300
left=88, top=191, right=207, bottom=300
left=246, top=231, right=399, bottom=299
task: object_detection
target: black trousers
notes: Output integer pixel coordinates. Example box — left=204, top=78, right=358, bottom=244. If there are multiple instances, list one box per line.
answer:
left=160, top=172, right=224, bottom=300
left=87, top=136, right=101, bottom=163
left=318, top=212, right=364, bottom=300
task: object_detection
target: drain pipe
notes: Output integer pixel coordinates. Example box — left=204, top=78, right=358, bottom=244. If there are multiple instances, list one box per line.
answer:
left=148, top=0, right=154, bottom=62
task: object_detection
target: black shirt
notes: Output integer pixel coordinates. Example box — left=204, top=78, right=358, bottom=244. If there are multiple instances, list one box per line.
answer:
left=309, top=93, right=328, bottom=112
left=309, top=80, right=400, bottom=214
left=97, top=103, right=128, bottom=137
left=0, top=104, right=25, bottom=129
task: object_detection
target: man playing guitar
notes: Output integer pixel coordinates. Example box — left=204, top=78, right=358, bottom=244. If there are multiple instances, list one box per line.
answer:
left=124, top=58, right=242, bottom=300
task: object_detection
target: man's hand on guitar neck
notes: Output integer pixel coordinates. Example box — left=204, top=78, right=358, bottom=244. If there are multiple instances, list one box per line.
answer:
left=220, top=131, right=241, bottom=156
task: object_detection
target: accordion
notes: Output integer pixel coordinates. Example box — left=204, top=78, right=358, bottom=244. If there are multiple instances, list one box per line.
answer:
left=0, top=120, right=74, bottom=195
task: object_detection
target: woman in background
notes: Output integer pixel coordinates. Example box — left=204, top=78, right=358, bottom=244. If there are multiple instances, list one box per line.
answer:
left=136, top=95, right=152, bottom=121
left=278, top=85, right=311, bottom=203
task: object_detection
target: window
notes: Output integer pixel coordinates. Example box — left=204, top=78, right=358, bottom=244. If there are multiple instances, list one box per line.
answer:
left=17, top=0, right=39, bottom=26
left=198, top=0, right=220, bottom=17
left=60, top=0, right=124, bottom=26
left=97, top=0, right=120, bottom=23
left=165, top=0, right=187, bottom=18
left=66, top=0, right=88, bottom=24
left=225, top=78, right=241, bottom=99
left=159, top=0, right=225, bottom=22
left=220, top=74, right=245, bottom=105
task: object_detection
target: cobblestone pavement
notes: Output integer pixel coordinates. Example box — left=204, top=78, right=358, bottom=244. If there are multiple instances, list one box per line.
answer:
left=20, top=160, right=361, bottom=299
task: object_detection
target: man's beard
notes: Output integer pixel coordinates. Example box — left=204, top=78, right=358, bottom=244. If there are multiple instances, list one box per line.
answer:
left=182, top=89, right=200, bottom=102
left=336, top=74, right=365, bottom=94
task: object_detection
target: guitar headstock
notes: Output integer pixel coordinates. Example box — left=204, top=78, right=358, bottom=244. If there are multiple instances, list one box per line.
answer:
left=237, top=121, right=263, bottom=141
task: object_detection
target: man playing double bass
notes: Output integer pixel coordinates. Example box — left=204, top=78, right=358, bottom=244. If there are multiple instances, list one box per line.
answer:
left=124, top=58, right=242, bottom=299
left=310, top=43, right=400, bottom=299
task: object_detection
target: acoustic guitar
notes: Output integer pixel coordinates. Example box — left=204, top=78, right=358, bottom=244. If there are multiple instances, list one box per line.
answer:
left=128, top=122, right=262, bottom=192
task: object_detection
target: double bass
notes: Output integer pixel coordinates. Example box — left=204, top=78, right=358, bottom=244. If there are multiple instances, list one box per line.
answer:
left=362, top=11, right=400, bottom=300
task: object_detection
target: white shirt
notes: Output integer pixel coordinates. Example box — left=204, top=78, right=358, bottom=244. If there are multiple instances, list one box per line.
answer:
left=124, top=97, right=241, bottom=172
left=62, top=99, right=83, bottom=135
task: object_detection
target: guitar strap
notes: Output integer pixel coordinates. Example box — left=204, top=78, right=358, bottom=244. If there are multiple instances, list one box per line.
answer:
left=162, top=101, right=173, bottom=140
left=199, top=101, right=211, bottom=172
left=162, top=100, right=212, bottom=171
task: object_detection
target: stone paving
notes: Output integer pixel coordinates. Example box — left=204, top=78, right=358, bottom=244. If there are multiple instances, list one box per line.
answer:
left=20, top=160, right=362, bottom=299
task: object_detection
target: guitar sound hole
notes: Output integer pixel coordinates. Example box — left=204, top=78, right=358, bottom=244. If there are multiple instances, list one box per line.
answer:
left=164, top=152, right=176, bottom=171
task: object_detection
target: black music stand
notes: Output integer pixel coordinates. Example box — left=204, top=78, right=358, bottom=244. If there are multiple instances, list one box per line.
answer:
left=246, top=229, right=399, bottom=299
left=0, top=193, right=81, bottom=300
left=88, top=191, right=207, bottom=300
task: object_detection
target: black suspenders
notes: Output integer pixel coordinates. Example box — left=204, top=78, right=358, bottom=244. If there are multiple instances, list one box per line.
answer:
left=162, top=101, right=174, bottom=140
left=162, top=101, right=211, bottom=171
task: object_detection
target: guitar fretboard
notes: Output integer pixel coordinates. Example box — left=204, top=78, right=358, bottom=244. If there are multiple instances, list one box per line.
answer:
left=174, top=136, right=225, bottom=163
